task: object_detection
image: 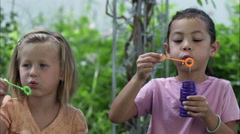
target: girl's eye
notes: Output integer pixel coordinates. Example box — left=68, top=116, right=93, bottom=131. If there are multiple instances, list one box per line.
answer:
left=193, top=39, right=202, bottom=42
left=23, top=64, right=31, bottom=68
left=173, top=40, right=182, bottom=43
left=40, top=64, right=48, bottom=67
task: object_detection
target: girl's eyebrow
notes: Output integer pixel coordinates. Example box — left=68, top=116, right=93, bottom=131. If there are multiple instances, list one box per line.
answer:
left=172, top=32, right=183, bottom=35
left=191, top=31, right=204, bottom=34
left=20, top=59, right=48, bottom=63
left=172, top=31, right=204, bottom=35
left=19, top=59, right=30, bottom=63
left=38, top=59, right=47, bottom=62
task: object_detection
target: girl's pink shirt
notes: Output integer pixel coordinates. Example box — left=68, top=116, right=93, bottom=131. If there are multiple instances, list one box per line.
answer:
left=134, top=76, right=240, bottom=134
left=0, top=97, right=88, bottom=134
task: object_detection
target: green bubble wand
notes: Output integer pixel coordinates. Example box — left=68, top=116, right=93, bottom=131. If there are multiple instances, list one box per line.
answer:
left=3, top=78, right=32, bottom=95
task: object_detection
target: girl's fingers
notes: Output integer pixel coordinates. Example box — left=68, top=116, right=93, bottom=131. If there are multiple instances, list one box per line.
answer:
left=182, top=95, right=210, bottom=117
left=140, top=52, right=161, bottom=59
left=135, top=52, right=163, bottom=80
left=184, top=105, right=208, bottom=112
left=0, top=78, right=7, bottom=85
left=3, top=95, right=11, bottom=103
left=1, top=95, right=11, bottom=106
left=183, top=96, right=208, bottom=106
left=137, top=57, right=161, bottom=65
left=187, top=95, right=207, bottom=101
left=183, top=100, right=208, bottom=107
left=137, top=64, right=154, bottom=75
left=138, top=53, right=162, bottom=63
left=0, top=84, right=8, bottom=91
left=0, top=89, right=6, bottom=96
left=0, top=89, right=7, bottom=106
left=137, top=62, right=154, bottom=68
left=187, top=111, right=204, bottom=117
left=184, top=106, right=208, bottom=118
left=0, top=78, right=7, bottom=106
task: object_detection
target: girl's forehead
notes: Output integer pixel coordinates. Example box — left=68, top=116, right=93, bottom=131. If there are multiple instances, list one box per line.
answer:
left=18, top=41, right=60, bottom=59
left=20, top=41, right=60, bottom=51
left=170, top=18, right=207, bottom=33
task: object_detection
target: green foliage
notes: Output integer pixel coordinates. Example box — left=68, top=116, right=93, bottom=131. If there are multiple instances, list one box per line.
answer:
left=213, top=4, right=240, bottom=132
left=197, top=0, right=203, bottom=6
left=211, top=3, right=240, bottom=101
left=212, top=5, right=240, bottom=133
left=51, top=8, right=113, bottom=133
left=0, top=7, right=19, bottom=77
left=197, top=0, right=216, bottom=8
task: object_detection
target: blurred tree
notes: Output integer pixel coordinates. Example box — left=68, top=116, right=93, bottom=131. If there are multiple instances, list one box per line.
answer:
left=0, top=6, right=19, bottom=77
left=212, top=1, right=240, bottom=109
left=52, top=7, right=113, bottom=133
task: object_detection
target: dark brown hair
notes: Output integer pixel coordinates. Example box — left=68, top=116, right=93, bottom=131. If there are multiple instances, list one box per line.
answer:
left=166, top=8, right=215, bottom=75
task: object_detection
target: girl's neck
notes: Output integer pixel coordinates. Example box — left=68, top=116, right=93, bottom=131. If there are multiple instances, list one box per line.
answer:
left=175, top=69, right=208, bottom=84
left=26, top=96, right=61, bottom=131
left=27, top=96, right=60, bottom=113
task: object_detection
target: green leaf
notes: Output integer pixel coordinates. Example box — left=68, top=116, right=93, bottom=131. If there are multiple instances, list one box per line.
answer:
left=205, top=0, right=208, bottom=4
left=211, top=0, right=216, bottom=8
left=197, top=0, right=203, bottom=6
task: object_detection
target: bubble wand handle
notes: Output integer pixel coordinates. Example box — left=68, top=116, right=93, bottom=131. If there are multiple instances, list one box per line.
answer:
left=161, top=54, right=194, bottom=67
left=3, top=78, right=32, bottom=95
left=162, top=55, right=185, bottom=62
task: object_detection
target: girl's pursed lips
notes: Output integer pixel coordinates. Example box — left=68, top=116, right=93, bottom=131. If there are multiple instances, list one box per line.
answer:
left=29, top=80, right=38, bottom=87
left=182, top=55, right=192, bottom=60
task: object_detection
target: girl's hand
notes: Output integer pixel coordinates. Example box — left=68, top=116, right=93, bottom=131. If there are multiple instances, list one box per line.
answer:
left=182, top=95, right=213, bottom=119
left=135, top=53, right=162, bottom=80
left=0, top=78, right=8, bottom=106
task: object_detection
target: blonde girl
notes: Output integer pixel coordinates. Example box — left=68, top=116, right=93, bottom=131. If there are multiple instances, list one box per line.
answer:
left=0, top=30, right=88, bottom=133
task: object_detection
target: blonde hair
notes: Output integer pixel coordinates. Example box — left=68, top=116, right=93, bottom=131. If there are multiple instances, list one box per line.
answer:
left=7, top=30, right=77, bottom=104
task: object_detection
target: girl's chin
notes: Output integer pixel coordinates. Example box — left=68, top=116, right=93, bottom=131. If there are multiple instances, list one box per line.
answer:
left=177, top=66, right=194, bottom=71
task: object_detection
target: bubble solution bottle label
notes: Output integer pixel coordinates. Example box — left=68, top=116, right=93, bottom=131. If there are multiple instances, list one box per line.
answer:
left=179, top=81, right=197, bottom=117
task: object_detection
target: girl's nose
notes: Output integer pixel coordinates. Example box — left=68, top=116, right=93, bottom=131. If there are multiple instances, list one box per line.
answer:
left=29, top=66, right=38, bottom=77
left=183, top=47, right=192, bottom=51
left=182, top=41, right=192, bottom=51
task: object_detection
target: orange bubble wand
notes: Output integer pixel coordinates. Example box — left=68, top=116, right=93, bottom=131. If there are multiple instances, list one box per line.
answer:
left=161, top=54, right=194, bottom=67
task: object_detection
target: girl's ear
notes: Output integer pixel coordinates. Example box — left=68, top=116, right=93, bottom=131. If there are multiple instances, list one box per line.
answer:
left=164, top=43, right=170, bottom=57
left=210, top=41, right=220, bottom=57
left=59, top=71, right=64, bottom=81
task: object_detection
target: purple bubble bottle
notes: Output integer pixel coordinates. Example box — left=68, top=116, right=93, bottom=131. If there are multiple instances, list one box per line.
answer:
left=179, top=81, right=197, bottom=117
